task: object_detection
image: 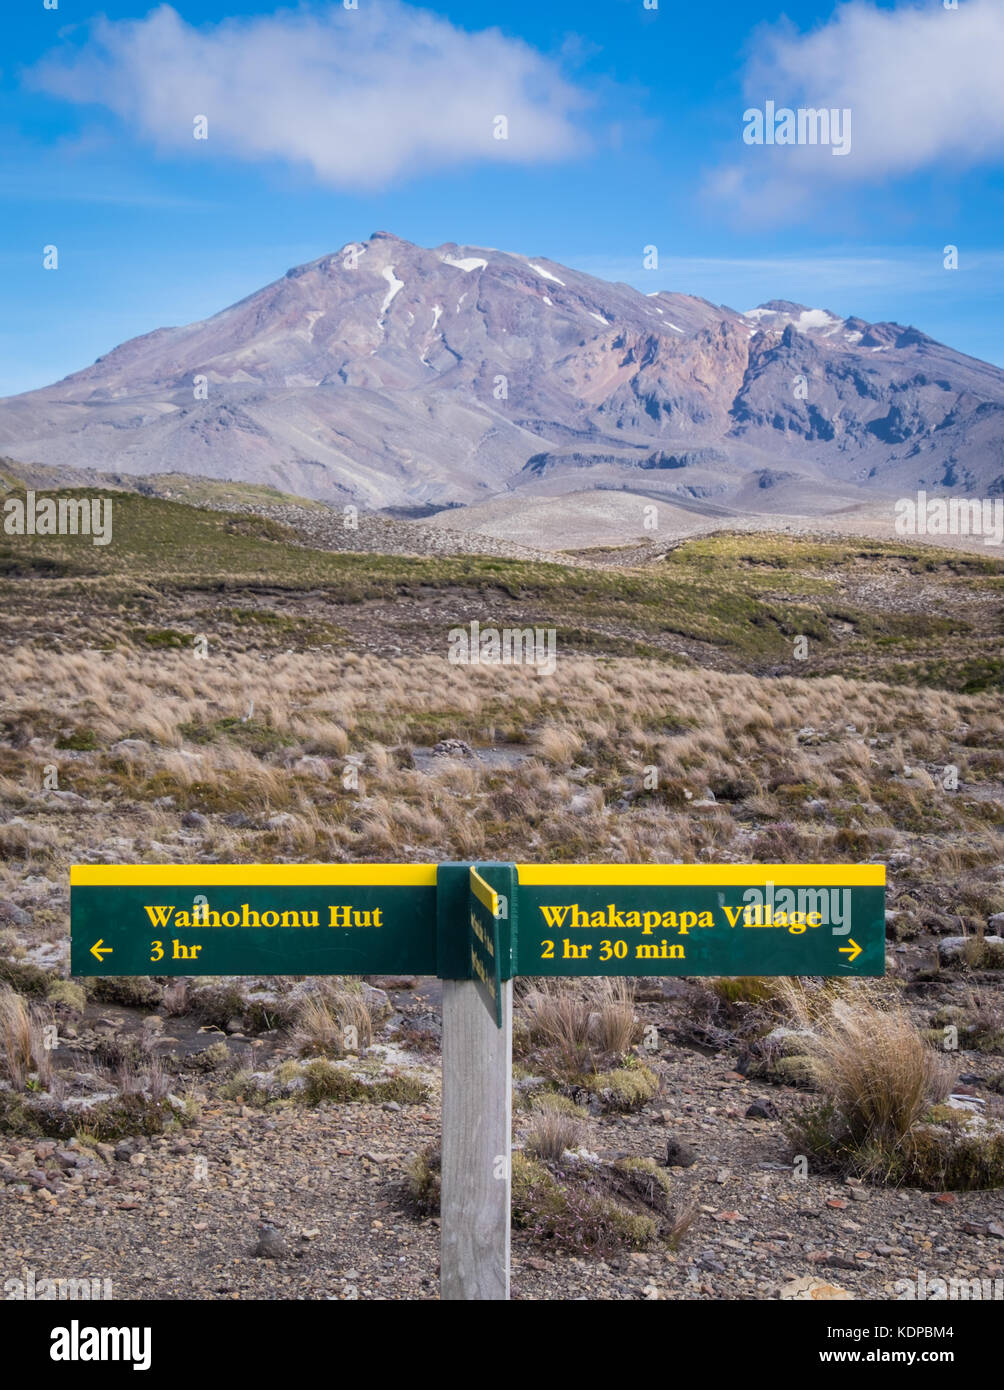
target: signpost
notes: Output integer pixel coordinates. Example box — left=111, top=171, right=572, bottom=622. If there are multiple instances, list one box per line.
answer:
left=71, top=860, right=884, bottom=1299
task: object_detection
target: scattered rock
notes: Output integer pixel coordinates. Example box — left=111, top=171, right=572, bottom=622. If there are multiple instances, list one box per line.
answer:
left=938, top=935, right=1004, bottom=965
left=431, top=739, right=476, bottom=759
left=254, top=1222, right=288, bottom=1260
left=664, top=1139, right=697, bottom=1168
left=779, top=1277, right=852, bottom=1301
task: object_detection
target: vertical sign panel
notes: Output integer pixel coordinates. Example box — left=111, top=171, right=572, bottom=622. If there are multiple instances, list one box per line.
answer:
left=469, top=866, right=503, bottom=1027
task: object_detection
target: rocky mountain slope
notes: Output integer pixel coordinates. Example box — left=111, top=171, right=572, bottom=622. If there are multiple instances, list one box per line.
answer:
left=1, top=232, right=1001, bottom=509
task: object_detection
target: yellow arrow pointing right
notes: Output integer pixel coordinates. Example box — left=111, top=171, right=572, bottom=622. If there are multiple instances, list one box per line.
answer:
left=90, top=939, right=113, bottom=962
left=838, top=939, right=861, bottom=964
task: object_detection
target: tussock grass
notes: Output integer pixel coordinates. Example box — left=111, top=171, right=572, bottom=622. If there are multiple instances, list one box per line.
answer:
left=294, top=980, right=374, bottom=1058
left=780, top=985, right=1004, bottom=1188
left=782, top=983, right=949, bottom=1149
left=523, top=1095, right=586, bottom=1161
left=0, top=985, right=53, bottom=1091
left=521, top=981, right=594, bottom=1071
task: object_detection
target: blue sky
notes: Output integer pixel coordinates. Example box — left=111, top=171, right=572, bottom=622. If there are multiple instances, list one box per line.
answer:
left=2, top=0, right=1003, bottom=394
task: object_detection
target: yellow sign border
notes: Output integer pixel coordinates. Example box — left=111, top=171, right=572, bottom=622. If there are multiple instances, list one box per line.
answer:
left=72, top=862, right=884, bottom=888
left=470, top=868, right=501, bottom=917
left=71, top=864, right=439, bottom=888
left=516, top=864, right=884, bottom=886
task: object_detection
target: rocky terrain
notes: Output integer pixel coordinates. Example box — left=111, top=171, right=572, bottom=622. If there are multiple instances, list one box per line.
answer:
left=0, top=480, right=1001, bottom=1301
left=2, top=982, right=1002, bottom=1303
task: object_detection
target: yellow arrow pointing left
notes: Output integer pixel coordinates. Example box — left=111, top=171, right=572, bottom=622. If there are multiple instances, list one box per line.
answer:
left=838, top=939, right=861, bottom=964
left=90, top=939, right=113, bottom=962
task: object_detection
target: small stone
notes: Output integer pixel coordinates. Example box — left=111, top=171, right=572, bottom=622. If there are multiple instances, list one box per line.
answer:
left=930, top=1193, right=956, bottom=1206
left=779, top=1277, right=852, bottom=1301
left=746, top=1099, right=777, bottom=1120
left=664, top=1139, right=697, bottom=1168
left=254, top=1222, right=288, bottom=1259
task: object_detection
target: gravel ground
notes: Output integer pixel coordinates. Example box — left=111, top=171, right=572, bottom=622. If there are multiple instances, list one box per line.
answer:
left=4, top=1016, right=1002, bottom=1302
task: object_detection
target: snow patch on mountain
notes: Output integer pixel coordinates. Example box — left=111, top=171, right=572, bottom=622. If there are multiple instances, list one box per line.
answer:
left=442, top=255, right=488, bottom=273
left=380, top=266, right=404, bottom=315
left=529, top=263, right=566, bottom=286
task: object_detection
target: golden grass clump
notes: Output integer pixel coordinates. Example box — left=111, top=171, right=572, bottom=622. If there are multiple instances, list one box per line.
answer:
left=294, top=980, right=374, bottom=1058
left=523, top=1095, right=586, bottom=1162
left=792, top=989, right=950, bottom=1147
left=0, top=985, right=53, bottom=1091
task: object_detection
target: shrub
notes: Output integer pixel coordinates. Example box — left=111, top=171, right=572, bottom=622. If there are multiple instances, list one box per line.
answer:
left=406, top=1145, right=441, bottom=1214
left=583, top=1063, right=659, bottom=1112
left=791, top=996, right=948, bottom=1148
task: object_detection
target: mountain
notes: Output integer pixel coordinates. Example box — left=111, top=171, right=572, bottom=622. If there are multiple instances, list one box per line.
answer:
left=1, top=230, right=1001, bottom=510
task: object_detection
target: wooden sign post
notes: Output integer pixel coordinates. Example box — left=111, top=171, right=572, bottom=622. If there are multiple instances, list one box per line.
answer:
left=71, top=860, right=884, bottom=1301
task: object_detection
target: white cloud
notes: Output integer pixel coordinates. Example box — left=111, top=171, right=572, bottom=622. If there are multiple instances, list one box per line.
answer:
left=712, top=0, right=1004, bottom=211
left=29, top=2, right=587, bottom=189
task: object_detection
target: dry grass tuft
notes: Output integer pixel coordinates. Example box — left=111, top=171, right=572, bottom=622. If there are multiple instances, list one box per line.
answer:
left=782, top=982, right=950, bottom=1148
left=0, top=985, right=53, bottom=1090
left=524, top=1095, right=586, bottom=1161
left=522, top=981, right=594, bottom=1071
left=590, top=978, right=640, bottom=1056
left=294, top=981, right=374, bottom=1058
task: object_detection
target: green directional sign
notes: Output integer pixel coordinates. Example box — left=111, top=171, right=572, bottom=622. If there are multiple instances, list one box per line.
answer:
left=71, top=861, right=884, bottom=980
left=514, top=864, right=885, bottom=977
left=70, top=864, right=440, bottom=977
